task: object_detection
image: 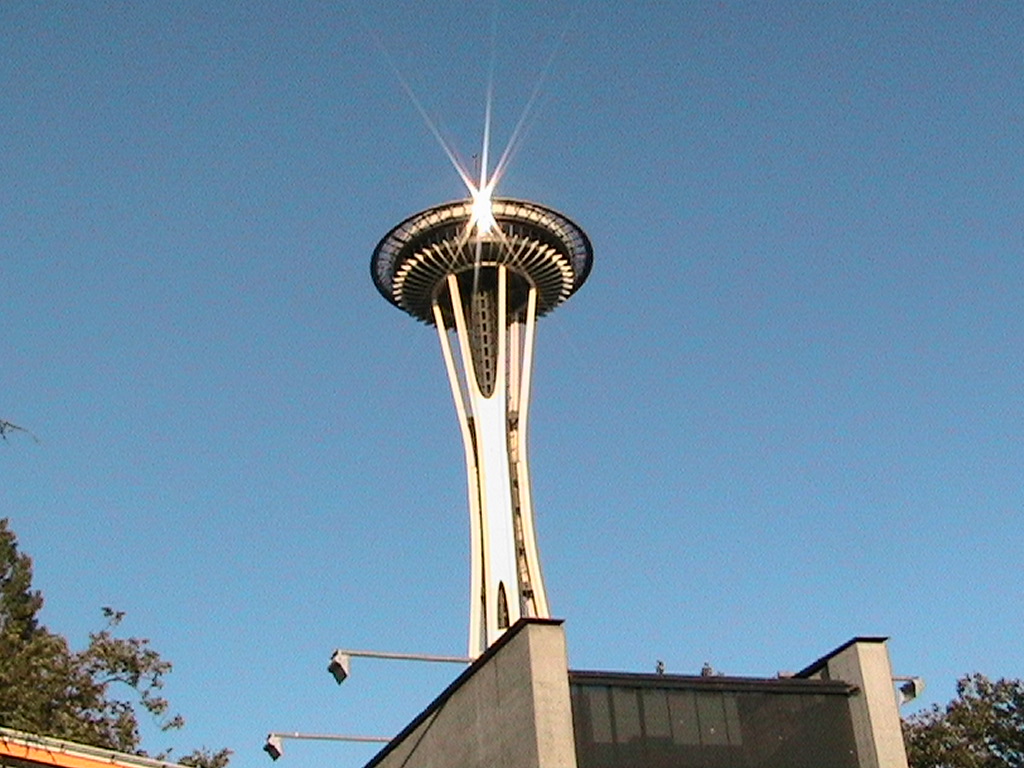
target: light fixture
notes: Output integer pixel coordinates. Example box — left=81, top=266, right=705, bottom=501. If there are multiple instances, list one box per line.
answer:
left=261, top=732, right=391, bottom=761
left=327, top=647, right=471, bottom=685
left=328, top=650, right=350, bottom=685
left=896, top=676, right=925, bottom=705
left=263, top=735, right=283, bottom=761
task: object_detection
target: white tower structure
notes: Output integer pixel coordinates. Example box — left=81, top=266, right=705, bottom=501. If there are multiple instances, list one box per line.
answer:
left=371, top=197, right=592, bottom=658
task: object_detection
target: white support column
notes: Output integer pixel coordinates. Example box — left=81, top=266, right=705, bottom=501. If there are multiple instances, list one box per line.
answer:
left=511, top=286, right=549, bottom=618
left=433, top=297, right=486, bottom=658
left=432, top=268, right=553, bottom=657
left=440, top=269, right=523, bottom=656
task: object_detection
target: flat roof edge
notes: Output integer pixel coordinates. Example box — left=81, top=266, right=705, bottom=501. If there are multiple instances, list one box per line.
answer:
left=569, top=670, right=857, bottom=696
left=795, top=636, right=891, bottom=678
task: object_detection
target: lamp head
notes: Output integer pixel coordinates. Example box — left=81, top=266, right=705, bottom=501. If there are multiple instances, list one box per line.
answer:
left=328, top=650, right=351, bottom=684
left=898, top=677, right=925, bottom=705
left=263, top=735, right=283, bottom=761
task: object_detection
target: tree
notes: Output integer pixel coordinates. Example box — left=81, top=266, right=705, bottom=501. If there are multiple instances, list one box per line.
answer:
left=0, top=518, right=231, bottom=768
left=904, top=673, right=1024, bottom=768
left=0, top=418, right=38, bottom=442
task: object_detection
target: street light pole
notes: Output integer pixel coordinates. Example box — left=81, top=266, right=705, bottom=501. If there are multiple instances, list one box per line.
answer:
left=328, top=648, right=472, bottom=684
left=263, top=732, right=391, bottom=761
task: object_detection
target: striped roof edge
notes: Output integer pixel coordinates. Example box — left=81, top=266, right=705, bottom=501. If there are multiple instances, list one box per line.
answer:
left=0, top=727, right=183, bottom=768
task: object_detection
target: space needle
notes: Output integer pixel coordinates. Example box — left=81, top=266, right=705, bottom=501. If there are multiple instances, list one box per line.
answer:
left=371, top=195, right=592, bottom=658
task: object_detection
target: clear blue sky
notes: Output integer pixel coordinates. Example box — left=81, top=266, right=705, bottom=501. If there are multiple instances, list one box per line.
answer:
left=3, top=2, right=1022, bottom=766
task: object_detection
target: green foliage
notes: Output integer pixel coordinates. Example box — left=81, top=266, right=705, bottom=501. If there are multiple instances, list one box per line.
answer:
left=0, top=518, right=231, bottom=768
left=904, top=673, right=1024, bottom=768
left=178, top=747, right=233, bottom=768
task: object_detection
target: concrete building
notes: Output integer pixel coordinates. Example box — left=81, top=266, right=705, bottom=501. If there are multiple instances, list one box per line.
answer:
left=363, top=619, right=909, bottom=768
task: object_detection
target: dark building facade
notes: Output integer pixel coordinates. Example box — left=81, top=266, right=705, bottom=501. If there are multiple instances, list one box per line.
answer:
left=570, top=670, right=860, bottom=768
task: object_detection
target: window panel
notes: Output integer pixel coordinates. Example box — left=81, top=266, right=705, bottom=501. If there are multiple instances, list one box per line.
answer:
left=641, top=689, right=671, bottom=739
left=723, top=694, right=743, bottom=745
left=695, top=692, right=729, bottom=746
left=667, top=690, right=700, bottom=745
left=611, top=688, right=641, bottom=744
left=587, top=686, right=614, bottom=744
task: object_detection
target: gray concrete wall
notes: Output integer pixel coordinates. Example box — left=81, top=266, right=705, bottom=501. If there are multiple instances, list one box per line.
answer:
left=803, top=638, right=909, bottom=768
left=367, top=619, right=578, bottom=768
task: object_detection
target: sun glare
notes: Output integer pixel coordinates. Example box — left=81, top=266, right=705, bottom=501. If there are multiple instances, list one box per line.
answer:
left=470, top=182, right=497, bottom=234
left=369, top=3, right=572, bottom=247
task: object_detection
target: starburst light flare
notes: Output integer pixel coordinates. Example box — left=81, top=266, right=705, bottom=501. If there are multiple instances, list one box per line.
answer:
left=469, top=182, right=497, bottom=234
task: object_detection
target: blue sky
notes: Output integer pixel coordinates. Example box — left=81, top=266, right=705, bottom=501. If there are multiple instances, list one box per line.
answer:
left=3, top=2, right=1022, bottom=766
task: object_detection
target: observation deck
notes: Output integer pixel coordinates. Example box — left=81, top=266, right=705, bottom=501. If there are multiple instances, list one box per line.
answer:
left=371, top=197, right=593, bottom=325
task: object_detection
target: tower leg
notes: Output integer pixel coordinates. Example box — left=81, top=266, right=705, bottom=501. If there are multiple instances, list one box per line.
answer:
left=433, top=267, right=549, bottom=658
